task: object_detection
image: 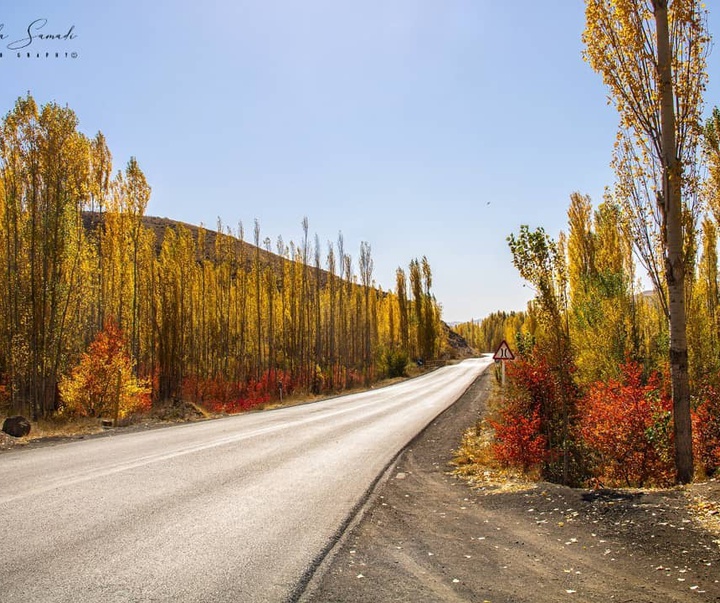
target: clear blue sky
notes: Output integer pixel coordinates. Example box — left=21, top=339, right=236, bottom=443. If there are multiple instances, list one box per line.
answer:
left=3, top=2, right=719, bottom=323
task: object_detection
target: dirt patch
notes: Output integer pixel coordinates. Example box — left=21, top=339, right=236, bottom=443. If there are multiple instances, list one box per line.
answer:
left=0, top=431, right=19, bottom=450
left=150, top=398, right=209, bottom=422
left=302, top=369, right=720, bottom=603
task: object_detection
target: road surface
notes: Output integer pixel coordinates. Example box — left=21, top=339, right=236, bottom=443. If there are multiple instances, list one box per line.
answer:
left=0, top=358, right=491, bottom=602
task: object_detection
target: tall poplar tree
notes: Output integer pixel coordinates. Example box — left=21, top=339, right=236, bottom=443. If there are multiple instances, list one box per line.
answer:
left=396, top=267, right=409, bottom=354
left=583, top=0, right=709, bottom=483
left=359, top=241, right=373, bottom=383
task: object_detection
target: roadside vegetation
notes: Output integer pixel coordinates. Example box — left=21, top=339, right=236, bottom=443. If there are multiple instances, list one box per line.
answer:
left=0, top=94, right=451, bottom=430
left=457, top=1, right=720, bottom=488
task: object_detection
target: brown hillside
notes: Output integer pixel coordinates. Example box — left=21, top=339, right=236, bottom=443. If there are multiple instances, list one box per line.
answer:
left=83, top=211, right=281, bottom=272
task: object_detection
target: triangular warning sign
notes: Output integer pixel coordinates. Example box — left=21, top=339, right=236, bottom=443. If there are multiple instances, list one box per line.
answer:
left=493, top=340, right=515, bottom=361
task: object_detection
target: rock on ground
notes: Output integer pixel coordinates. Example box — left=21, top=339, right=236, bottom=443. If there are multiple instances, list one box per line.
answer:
left=2, top=416, right=31, bottom=438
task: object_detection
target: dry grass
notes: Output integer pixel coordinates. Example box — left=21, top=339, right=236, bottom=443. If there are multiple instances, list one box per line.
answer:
left=452, top=418, right=538, bottom=494
left=0, top=416, right=107, bottom=450
left=451, top=379, right=539, bottom=495
left=29, top=416, right=107, bottom=440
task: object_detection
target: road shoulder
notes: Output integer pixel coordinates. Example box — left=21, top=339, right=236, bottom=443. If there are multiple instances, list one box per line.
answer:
left=301, top=369, right=720, bottom=603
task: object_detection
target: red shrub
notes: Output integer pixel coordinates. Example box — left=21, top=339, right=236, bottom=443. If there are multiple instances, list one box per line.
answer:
left=693, top=383, right=720, bottom=477
left=494, top=354, right=580, bottom=480
left=490, top=357, right=564, bottom=475
left=579, top=362, right=673, bottom=487
left=506, top=357, right=558, bottom=417
left=491, top=408, right=548, bottom=472
left=182, top=370, right=297, bottom=415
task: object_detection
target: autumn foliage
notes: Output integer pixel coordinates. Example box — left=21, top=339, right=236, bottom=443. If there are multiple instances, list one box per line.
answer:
left=0, top=95, right=445, bottom=421
left=460, top=1, right=719, bottom=487
left=491, top=348, right=720, bottom=486
left=59, top=320, right=151, bottom=420
left=491, top=408, right=547, bottom=474
left=693, top=383, right=720, bottom=477
left=181, top=370, right=297, bottom=414
left=579, top=362, right=674, bottom=487
left=490, top=356, right=676, bottom=487
left=490, top=354, right=578, bottom=479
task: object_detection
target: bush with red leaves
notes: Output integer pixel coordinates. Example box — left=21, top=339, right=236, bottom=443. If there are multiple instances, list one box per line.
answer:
left=693, top=383, right=720, bottom=477
left=491, top=407, right=548, bottom=473
left=579, top=361, right=674, bottom=487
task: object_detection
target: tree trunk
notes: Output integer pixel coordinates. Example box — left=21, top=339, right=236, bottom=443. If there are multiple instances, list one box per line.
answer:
left=654, top=0, right=693, bottom=483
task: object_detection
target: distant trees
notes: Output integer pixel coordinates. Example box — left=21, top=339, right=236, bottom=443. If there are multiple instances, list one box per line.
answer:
left=407, top=257, right=440, bottom=361
left=453, top=312, right=531, bottom=354
left=0, top=94, right=445, bottom=420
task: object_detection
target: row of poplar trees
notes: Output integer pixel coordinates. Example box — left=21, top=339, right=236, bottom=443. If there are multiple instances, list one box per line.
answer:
left=0, top=94, right=443, bottom=420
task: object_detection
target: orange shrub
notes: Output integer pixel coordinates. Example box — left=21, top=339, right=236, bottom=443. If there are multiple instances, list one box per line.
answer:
left=59, top=319, right=151, bottom=419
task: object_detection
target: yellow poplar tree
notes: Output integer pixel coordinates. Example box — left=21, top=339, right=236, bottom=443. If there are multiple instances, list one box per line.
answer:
left=583, top=0, right=709, bottom=483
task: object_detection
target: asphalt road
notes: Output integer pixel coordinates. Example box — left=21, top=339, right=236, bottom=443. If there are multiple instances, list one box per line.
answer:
left=0, top=358, right=491, bottom=603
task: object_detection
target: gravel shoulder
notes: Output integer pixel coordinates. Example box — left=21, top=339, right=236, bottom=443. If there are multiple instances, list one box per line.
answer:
left=301, top=369, right=720, bottom=603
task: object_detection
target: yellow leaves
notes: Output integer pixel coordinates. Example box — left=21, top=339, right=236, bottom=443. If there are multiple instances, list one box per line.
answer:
left=1, top=93, right=448, bottom=419
left=584, top=0, right=708, bottom=151
left=685, top=492, right=720, bottom=536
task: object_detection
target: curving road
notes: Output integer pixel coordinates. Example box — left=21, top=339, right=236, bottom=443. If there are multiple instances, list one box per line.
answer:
left=0, top=358, right=491, bottom=602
